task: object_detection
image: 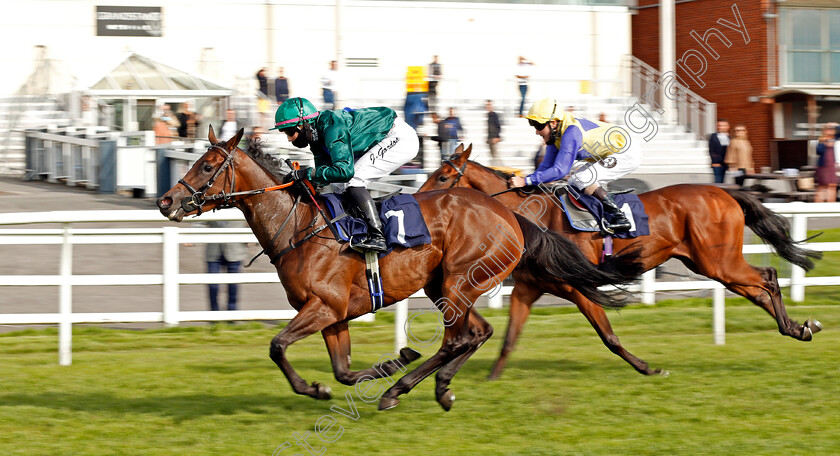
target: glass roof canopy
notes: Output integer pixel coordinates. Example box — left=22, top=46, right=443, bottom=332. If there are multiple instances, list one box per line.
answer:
left=87, top=53, right=232, bottom=97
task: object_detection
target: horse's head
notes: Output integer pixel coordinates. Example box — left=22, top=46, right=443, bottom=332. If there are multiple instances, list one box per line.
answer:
left=157, top=125, right=245, bottom=222
left=418, top=143, right=473, bottom=192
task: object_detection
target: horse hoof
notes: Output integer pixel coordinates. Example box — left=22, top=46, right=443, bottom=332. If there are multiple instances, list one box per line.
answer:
left=806, top=318, right=823, bottom=335
left=437, top=389, right=455, bottom=412
left=312, top=382, right=332, bottom=400
left=659, top=370, right=670, bottom=378
left=378, top=396, right=400, bottom=411
left=399, top=347, right=422, bottom=363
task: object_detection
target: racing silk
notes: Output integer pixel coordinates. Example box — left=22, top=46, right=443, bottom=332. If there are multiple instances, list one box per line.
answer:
left=525, top=112, right=627, bottom=186
left=310, top=107, right=397, bottom=185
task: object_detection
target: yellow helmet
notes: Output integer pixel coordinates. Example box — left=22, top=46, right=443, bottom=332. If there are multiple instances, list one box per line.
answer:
left=525, top=98, right=561, bottom=123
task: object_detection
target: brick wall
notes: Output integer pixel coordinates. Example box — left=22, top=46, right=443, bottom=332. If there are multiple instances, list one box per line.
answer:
left=632, top=0, right=776, bottom=169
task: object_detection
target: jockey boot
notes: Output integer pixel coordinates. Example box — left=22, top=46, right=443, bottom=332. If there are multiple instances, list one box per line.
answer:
left=593, top=187, right=632, bottom=232
left=346, top=187, right=388, bottom=252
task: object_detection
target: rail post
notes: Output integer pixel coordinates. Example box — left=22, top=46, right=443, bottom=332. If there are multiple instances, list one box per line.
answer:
left=789, top=213, right=807, bottom=302
left=162, top=226, right=180, bottom=326
left=59, top=224, right=73, bottom=366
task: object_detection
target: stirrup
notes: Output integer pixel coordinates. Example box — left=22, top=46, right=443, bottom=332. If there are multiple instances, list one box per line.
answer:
left=351, top=234, right=388, bottom=253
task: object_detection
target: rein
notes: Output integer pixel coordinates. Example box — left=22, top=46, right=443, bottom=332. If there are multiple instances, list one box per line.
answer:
left=178, top=145, right=295, bottom=214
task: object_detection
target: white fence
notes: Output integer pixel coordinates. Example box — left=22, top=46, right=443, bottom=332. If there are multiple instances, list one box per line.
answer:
left=2, top=203, right=840, bottom=365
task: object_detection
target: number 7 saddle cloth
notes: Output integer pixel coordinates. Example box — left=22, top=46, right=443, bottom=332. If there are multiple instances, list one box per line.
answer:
left=322, top=193, right=432, bottom=255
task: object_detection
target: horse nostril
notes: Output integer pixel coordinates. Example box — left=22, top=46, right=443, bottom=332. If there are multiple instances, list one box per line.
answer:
left=158, top=196, right=173, bottom=209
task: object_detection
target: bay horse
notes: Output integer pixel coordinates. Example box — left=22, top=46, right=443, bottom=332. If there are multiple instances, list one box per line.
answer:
left=157, top=127, right=640, bottom=411
left=419, top=145, right=823, bottom=380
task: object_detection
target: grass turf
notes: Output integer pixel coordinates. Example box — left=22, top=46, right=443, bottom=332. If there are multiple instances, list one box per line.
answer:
left=1, top=299, right=839, bottom=456
left=1, top=227, right=837, bottom=455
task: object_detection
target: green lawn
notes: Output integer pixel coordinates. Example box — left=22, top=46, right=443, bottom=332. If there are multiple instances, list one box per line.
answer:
left=1, top=297, right=839, bottom=456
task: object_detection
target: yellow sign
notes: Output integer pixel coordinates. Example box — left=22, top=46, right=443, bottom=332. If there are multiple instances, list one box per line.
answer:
left=579, top=80, right=591, bottom=95
left=406, top=66, right=428, bottom=93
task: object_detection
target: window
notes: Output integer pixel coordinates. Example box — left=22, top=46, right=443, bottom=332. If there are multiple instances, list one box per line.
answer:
left=782, top=8, right=840, bottom=85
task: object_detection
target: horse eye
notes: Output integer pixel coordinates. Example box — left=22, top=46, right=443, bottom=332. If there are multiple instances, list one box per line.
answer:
left=203, top=164, right=213, bottom=173
left=438, top=175, right=448, bottom=182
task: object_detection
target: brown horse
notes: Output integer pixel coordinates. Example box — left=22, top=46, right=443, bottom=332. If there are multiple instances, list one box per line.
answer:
left=156, top=127, right=639, bottom=410
left=419, top=145, right=823, bottom=380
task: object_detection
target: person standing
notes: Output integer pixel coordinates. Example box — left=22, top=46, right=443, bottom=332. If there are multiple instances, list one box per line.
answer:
left=486, top=100, right=502, bottom=165
left=815, top=123, right=839, bottom=202
left=709, top=119, right=730, bottom=184
left=176, top=102, right=198, bottom=139
left=205, top=220, right=248, bottom=312
left=515, top=56, right=533, bottom=117
left=256, top=68, right=271, bottom=124
left=256, top=68, right=269, bottom=99
left=219, top=109, right=239, bottom=142
left=725, top=125, right=754, bottom=188
left=274, top=67, right=290, bottom=104
left=428, top=55, right=442, bottom=112
left=321, top=60, right=339, bottom=110
left=271, top=97, right=419, bottom=251
left=441, top=107, right=464, bottom=160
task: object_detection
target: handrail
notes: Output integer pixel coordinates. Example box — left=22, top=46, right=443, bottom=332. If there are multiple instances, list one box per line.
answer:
left=627, top=55, right=717, bottom=139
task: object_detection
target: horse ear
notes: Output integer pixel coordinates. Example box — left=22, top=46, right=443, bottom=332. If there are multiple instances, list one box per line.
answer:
left=461, top=143, right=473, bottom=161
left=453, top=143, right=464, bottom=157
left=228, top=128, right=245, bottom=151
left=208, top=124, right=218, bottom=144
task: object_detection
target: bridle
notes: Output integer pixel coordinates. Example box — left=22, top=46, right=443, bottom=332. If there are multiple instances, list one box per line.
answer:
left=178, top=144, right=238, bottom=215
left=441, top=159, right=467, bottom=188
left=176, top=144, right=333, bottom=266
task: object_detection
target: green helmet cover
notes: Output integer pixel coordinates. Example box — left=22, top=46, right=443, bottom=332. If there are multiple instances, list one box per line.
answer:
left=271, top=97, right=319, bottom=130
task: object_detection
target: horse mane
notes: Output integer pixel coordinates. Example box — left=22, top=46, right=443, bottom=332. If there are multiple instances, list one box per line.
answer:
left=242, top=137, right=285, bottom=177
left=447, top=152, right=514, bottom=181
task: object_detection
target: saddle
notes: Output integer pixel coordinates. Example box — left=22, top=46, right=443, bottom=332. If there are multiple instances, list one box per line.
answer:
left=546, top=184, right=649, bottom=239
left=321, top=192, right=433, bottom=314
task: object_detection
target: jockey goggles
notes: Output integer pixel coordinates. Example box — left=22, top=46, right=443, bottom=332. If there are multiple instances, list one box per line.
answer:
left=529, top=119, right=548, bottom=131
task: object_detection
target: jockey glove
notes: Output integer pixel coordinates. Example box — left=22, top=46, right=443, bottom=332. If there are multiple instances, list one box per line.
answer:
left=283, top=166, right=313, bottom=183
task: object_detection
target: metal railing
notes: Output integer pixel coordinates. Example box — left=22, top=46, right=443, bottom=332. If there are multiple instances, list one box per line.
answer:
left=1, top=203, right=839, bottom=365
left=627, top=55, right=717, bottom=140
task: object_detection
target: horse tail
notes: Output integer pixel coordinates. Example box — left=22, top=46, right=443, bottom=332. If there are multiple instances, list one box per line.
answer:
left=513, top=213, right=643, bottom=309
left=723, top=188, right=822, bottom=271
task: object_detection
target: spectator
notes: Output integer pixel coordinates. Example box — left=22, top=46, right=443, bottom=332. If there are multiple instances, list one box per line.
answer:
left=176, top=102, right=198, bottom=139
left=486, top=100, right=502, bottom=165
left=598, top=112, right=607, bottom=122
left=256, top=68, right=271, bottom=125
left=516, top=56, right=533, bottom=117
left=321, top=60, right=339, bottom=110
left=256, top=68, right=269, bottom=98
left=815, top=123, right=839, bottom=202
left=441, top=107, right=464, bottom=159
left=205, top=220, right=248, bottom=312
left=161, top=104, right=179, bottom=131
left=709, top=119, right=730, bottom=183
left=153, top=114, right=173, bottom=145
left=404, top=92, right=427, bottom=131
left=428, top=55, right=442, bottom=112
left=275, top=67, right=290, bottom=104
left=220, top=109, right=239, bottom=141
left=725, top=125, right=754, bottom=188
left=430, top=112, right=446, bottom=159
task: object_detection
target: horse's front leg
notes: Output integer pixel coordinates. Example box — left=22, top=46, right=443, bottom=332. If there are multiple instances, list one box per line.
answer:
left=269, top=298, right=340, bottom=400
left=322, top=321, right=421, bottom=386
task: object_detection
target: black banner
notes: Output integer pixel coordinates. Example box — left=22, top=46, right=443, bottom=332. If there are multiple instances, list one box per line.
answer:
left=96, top=6, right=162, bottom=37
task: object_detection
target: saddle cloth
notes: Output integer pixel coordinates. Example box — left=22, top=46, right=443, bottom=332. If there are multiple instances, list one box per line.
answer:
left=322, top=193, right=432, bottom=254
left=553, top=187, right=650, bottom=239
